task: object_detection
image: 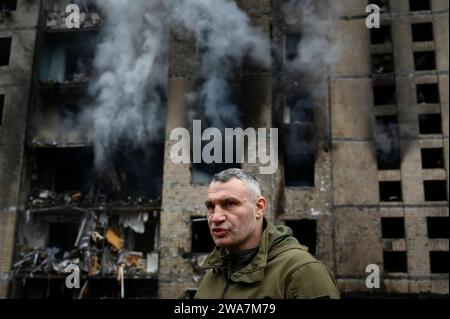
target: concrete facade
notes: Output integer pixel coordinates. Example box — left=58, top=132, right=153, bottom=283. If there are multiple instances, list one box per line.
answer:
left=0, top=0, right=40, bottom=298
left=0, top=0, right=448, bottom=298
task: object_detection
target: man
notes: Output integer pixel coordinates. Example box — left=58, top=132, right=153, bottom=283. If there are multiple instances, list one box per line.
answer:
left=195, top=168, right=340, bottom=299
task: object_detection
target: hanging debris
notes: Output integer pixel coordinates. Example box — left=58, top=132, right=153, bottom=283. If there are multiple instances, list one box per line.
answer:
left=13, top=211, right=160, bottom=280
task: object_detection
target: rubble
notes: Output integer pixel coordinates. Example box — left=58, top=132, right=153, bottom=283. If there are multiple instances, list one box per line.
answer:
left=27, top=187, right=161, bottom=210
left=124, top=252, right=146, bottom=274
left=13, top=211, right=159, bottom=280
left=29, top=189, right=90, bottom=207
left=119, top=213, right=149, bottom=234
left=39, top=73, right=91, bottom=86
left=68, top=72, right=90, bottom=83
left=105, top=228, right=124, bottom=251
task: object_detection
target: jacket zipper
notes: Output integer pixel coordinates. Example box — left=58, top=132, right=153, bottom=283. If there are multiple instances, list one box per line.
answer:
left=221, top=262, right=232, bottom=299
left=221, top=280, right=230, bottom=299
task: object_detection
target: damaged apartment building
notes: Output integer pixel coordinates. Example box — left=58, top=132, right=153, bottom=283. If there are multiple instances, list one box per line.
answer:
left=0, top=0, right=448, bottom=298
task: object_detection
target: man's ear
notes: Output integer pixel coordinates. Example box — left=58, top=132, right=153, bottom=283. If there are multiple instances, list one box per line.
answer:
left=255, top=197, right=266, bottom=219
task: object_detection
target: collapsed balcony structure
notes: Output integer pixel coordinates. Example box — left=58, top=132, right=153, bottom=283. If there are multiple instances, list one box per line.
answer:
left=9, top=0, right=164, bottom=299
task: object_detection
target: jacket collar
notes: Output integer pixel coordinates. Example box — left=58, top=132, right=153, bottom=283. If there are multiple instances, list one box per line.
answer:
left=200, top=217, right=277, bottom=284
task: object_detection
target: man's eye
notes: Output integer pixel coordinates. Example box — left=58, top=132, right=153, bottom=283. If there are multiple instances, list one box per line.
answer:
left=225, top=201, right=235, bottom=207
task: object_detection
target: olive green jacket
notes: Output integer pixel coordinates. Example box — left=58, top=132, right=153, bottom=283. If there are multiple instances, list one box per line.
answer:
left=195, top=219, right=340, bottom=299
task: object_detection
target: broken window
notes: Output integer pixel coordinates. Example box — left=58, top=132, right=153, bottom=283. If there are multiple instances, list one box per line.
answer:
left=372, top=53, right=394, bottom=74
left=427, top=217, right=450, bottom=239
left=429, top=251, right=449, bottom=274
left=96, top=143, right=164, bottom=200
left=191, top=217, right=215, bottom=253
left=48, top=222, right=79, bottom=258
left=284, top=148, right=315, bottom=187
left=285, top=33, right=301, bottom=61
left=375, top=116, right=401, bottom=170
left=372, top=0, right=389, bottom=12
left=412, top=23, right=434, bottom=42
left=381, top=218, right=405, bottom=239
left=33, top=147, right=94, bottom=194
left=285, top=94, right=315, bottom=124
left=421, top=148, right=444, bottom=169
left=65, top=47, right=95, bottom=82
left=379, top=181, right=403, bottom=202
left=55, top=149, right=93, bottom=193
left=190, top=122, right=243, bottom=185
left=0, top=0, right=16, bottom=11
left=417, top=83, right=440, bottom=104
left=189, top=78, right=243, bottom=185
left=283, top=93, right=315, bottom=187
left=196, top=29, right=210, bottom=57
left=371, top=25, right=392, bottom=45
left=0, top=94, right=4, bottom=125
left=414, top=51, right=436, bottom=71
left=285, top=219, right=317, bottom=255
left=124, top=221, right=157, bottom=254
left=418, top=114, right=442, bottom=135
left=373, top=84, right=396, bottom=106
left=39, top=33, right=97, bottom=83
left=424, top=180, right=448, bottom=201
left=409, top=0, right=431, bottom=11
left=0, top=37, right=12, bottom=66
left=383, top=251, right=408, bottom=273
left=39, top=43, right=66, bottom=83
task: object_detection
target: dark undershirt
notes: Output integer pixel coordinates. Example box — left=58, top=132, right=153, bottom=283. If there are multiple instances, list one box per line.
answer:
left=220, top=247, right=259, bottom=281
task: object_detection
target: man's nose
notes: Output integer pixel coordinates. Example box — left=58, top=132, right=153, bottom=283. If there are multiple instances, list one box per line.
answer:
left=210, top=206, right=226, bottom=224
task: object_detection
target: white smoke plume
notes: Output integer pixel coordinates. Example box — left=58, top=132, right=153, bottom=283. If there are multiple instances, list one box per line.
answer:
left=85, top=0, right=271, bottom=168
left=84, top=0, right=169, bottom=169
left=168, top=0, right=271, bottom=130
left=283, top=0, right=343, bottom=89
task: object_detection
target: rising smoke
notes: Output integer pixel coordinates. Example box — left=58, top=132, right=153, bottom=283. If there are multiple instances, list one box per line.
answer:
left=283, top=0, right=342, bottom=85
left=84, top=0, right=344, bottom=170
left=84, top=0, right=169, bottom=169
left=85, top=0, right=271, bottom=169
left=280, top=0, right=343, bottom=130
left=168, top=0, right=271, bottom=130
left=280, top=0, right=342, bottom=181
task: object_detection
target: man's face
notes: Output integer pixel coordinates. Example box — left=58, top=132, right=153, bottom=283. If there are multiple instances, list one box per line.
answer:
left=205, top=178, right=265, bottom=253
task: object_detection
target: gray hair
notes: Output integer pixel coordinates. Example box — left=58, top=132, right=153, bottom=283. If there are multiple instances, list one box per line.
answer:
left=211, top=168, right=261, bottom=197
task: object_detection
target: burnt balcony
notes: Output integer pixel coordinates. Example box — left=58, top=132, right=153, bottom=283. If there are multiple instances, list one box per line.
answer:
left=13, top=210, right=160, bottom=298
left=26, top=144, right=164, bottom=211
left=43, top=1, right=102, bottom=31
